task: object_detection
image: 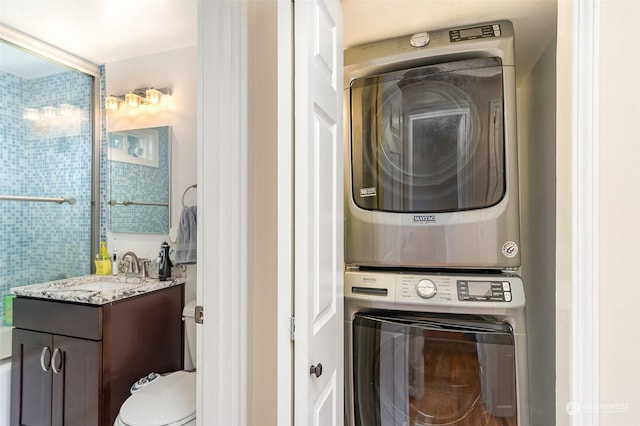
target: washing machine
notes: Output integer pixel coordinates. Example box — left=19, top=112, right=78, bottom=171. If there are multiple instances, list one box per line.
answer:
left=344, top=269, right=529, bottom=426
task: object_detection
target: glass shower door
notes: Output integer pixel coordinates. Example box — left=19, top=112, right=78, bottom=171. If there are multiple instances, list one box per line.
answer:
left=0, top=39, right=96, bottom=327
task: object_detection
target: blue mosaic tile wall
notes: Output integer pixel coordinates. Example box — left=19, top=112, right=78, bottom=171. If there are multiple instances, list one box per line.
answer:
left=0, top=70, right=93, bottom=322
left=99, top=65, right=108, bottom=242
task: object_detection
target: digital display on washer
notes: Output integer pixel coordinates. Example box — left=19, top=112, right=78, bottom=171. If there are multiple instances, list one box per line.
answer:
left=467, top=281, right=492, bottom=297
left=459, top=27, right=483, bottom=39
left=457, top=280, right=511, bottom=302
left=449, top=25, right=499, bottom=42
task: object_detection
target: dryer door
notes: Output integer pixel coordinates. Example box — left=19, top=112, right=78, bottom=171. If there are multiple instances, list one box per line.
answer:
left=349, top=57, right=505, bottom=213
left=351, top=313, right=517, bottom=426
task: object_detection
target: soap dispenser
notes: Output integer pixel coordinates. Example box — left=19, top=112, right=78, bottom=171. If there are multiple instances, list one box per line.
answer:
left=159, top=241, right=172, bottom=281
left=95, top=241, right=112, bottom=275
left=111, top=249, right=119, bottom=275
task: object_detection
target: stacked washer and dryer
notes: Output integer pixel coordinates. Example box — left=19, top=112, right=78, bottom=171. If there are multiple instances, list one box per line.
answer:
left=343, top=21, right=529, bottom=426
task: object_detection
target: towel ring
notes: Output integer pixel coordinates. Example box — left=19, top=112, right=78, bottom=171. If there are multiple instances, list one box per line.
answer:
left=181, top=184, right=197, bottom=207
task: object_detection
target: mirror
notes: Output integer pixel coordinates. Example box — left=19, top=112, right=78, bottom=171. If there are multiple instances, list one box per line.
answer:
left=108, top=126, right=171, bottom=233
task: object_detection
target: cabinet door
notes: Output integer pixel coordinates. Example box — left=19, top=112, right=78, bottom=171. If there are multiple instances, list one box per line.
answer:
left=10, top=328, right=53, bottom=426
left=51, top=335, right=102, bottom=426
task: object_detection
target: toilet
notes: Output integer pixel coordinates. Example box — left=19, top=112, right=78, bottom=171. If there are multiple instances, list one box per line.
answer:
left=114, top=300, right=197, bottom=426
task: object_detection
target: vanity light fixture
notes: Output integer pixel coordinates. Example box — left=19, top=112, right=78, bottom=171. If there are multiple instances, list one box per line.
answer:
left=104, top=87, right=172, bottom=111
left=22, top=104, right=79, bottom=121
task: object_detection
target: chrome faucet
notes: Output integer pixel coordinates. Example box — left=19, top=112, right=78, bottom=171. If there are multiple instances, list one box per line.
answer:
left=119, top=251, right=140, bottom=274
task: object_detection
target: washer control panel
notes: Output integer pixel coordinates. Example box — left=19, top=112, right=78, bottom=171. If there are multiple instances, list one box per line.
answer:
left=457, top=280, right=512, bottom=302
left=345, top=270, right=525, bottom=308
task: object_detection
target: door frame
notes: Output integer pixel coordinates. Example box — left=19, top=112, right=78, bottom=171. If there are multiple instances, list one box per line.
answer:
left=197, top=0, right=295, bottom=425
left=197, top=0, right=249, bottom=425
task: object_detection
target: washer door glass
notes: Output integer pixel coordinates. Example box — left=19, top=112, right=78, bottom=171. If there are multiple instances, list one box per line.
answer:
left=352, top=313, right=517, bottom=426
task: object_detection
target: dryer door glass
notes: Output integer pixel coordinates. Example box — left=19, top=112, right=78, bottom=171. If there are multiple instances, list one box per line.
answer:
left=350, top=57, right=505, bottom=213
left=351, top=313, right=517, bottom=426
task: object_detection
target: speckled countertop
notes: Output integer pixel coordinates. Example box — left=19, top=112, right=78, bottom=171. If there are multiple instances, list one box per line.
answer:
left=11, top=274, right=185, bottom=305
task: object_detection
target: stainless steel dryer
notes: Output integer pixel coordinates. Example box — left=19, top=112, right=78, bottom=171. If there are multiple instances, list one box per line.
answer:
left=344, top=270, right=529, bottom=426
left=344, top=21, right=521, bottom=270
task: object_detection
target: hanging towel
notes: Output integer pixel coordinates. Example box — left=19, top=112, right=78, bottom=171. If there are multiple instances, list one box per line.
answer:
left=175, top=206, right=197, bottom=264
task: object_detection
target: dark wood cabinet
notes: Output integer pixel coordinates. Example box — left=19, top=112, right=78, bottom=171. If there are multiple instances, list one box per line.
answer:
left=10, top=284, right=184, bottom=426
left=12, top=329, right=102, bottom=426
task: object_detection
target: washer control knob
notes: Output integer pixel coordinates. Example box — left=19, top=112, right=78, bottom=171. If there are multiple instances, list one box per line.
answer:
left=410, top=32, right=430, bottom=48
left=416, top=279, right=437, bottom=299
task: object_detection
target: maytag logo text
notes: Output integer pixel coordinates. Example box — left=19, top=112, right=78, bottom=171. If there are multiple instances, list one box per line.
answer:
left=413, top=215, right=436, bottom=223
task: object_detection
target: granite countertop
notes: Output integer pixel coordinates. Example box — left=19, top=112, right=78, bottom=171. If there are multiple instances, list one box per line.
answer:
left=11, top=274, right=186, bottom=305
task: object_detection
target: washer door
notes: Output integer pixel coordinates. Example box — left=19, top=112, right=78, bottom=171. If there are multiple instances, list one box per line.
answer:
left=351, top=313, right=517, bottom=426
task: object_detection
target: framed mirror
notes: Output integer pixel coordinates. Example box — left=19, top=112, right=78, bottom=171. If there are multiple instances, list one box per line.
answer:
left=108, top=126, right=171, bottom=233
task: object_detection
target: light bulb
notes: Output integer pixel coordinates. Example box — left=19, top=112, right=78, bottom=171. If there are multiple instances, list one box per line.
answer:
left=125, top=93, right=142, bottom=108
left=105, top=96, right=120, bottom=111
left=146, top=88, right=163, bottom=105
left=58, top=104, right=75, bottom=116
left=41, top=106, right=57, bottom=119
left=23, top=108, right=40, bottom=121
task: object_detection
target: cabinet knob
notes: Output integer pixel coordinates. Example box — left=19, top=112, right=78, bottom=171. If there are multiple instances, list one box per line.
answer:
left=40, top=346, right=51, bottom=372
left=309, top=363, right=323, bottom=378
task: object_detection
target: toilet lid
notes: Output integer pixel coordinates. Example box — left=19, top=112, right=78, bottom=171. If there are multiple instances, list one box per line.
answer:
left=119, top=371, right=196, bottom=426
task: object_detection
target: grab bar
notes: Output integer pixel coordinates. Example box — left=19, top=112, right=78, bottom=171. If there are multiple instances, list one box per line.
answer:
left=0, top=195, right=76, bottom=205
left=108, top=199, right=168, bottom=207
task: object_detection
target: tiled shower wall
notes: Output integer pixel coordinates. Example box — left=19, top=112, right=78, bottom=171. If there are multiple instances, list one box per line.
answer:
left=0, top=70, right=93, bottom=322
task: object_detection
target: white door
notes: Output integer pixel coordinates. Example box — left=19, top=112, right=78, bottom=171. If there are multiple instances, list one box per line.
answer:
left=294, top=0, right=344, bottom=425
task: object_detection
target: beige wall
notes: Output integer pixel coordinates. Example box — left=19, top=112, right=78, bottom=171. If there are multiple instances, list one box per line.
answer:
left=555, top=1, right=575, bottom=423
left=598, top=2, right=640, bottom=424
left=519, top=31, right=557, bottom=425
left=247, top=0, right=280, bottom=424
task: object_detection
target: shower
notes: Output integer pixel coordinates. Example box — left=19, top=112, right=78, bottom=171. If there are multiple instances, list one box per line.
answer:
left=0, top=26, right=100, bottom=334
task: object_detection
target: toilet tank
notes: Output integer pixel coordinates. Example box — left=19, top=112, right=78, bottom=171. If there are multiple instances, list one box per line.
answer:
left=182, top=300, right=197, bottom=370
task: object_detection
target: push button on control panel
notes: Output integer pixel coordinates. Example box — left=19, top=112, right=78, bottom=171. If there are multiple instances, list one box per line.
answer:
left=502, top=281, right=512, bottom=301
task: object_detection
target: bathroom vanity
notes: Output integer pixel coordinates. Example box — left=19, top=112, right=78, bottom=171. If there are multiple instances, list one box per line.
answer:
left=10, top=277, right=184, bottom=426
